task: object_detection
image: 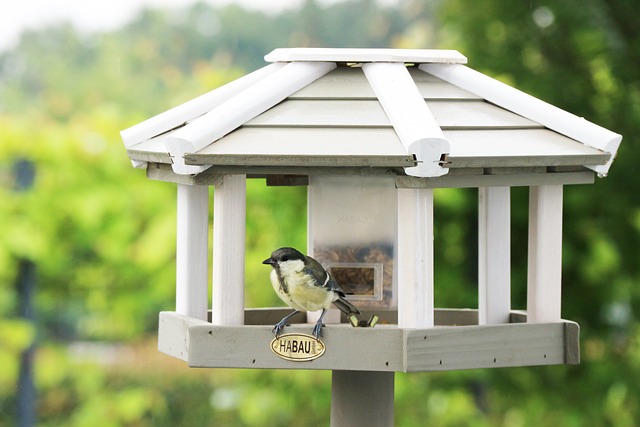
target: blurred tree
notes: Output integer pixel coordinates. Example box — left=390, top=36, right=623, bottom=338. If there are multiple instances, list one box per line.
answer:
left=435, top=0, right=640, bottom=422
left=438, top=0, right=639, bottom=340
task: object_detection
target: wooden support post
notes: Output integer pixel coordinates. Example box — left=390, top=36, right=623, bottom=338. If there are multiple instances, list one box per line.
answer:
left=16, top=259, right=37, bottom=427
left=212, top=174, right=246, bottom=326
left=527, top=185, right=563, bottom=323
left=331, top=371, right=394, bottom=427
left=397, top=188, right=435, bottom=328
left=478, top=187, right=511, bottom=325
left=13, top=159, right=37, bottom=427
left=176, top=184, right=209, bottom=321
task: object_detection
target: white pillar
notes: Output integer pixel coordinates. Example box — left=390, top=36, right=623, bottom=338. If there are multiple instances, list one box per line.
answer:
left=478, top=187, right=511, bottom=325
left=212, top=174, right=246, bottom=326
left=176, top=184, right=209, bottom=321
left=397, top=188, right=435, bottom=328
left=527, top=185, right=563, bottom=323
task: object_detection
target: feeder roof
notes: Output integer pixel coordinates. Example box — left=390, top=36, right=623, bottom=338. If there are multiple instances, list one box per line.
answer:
left=121, top=48, right=621, bottom=181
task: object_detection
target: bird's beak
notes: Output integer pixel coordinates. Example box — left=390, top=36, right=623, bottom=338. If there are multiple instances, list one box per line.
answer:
left=262, top=258, right=275, bottom=266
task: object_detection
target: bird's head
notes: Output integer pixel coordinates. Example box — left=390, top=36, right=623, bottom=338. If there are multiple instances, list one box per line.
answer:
left=262, top=247, right=306, bottom=268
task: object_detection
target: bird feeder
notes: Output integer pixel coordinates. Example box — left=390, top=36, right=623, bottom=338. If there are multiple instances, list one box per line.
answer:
left=308, top=174, right=398, bottom=310
left=121, top=48, right=622, bottom=426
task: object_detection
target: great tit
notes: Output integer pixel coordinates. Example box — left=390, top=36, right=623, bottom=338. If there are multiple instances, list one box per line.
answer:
left=263, top=247, right=360, bottom=339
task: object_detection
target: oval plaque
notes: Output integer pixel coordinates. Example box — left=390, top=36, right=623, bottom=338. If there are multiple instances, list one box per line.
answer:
left=270, top=333, right=326, bottom=362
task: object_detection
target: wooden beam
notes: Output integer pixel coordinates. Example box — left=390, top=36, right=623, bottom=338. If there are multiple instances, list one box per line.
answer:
left=527, top=185, right=563, bottom=323
left=478, top=187, right=511, bottom=324
left=363, top=62, right=448, bottom=178
left=331, top=371, right=394, bottom=427
left=212, top=174, right=246, bottom=326
left=185, top=153, right=415, bottom=168
left=156, top=310, right=580, bottom=371
left=404, top=322, right=569, bottom=371
left=176, top=184, right=209, bottom=321
left=396, top=170, right=595, bottom=189
left=397, top=188, right=435, bottom=328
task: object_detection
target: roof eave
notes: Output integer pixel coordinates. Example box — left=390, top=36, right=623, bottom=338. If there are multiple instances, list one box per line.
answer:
left=420, top=63, right=622, bottom=177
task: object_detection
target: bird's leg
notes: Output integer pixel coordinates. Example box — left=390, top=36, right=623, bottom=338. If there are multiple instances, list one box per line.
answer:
left=272, top=310, right=299, bottom=338
left=312, top=309, right=327, bottom=340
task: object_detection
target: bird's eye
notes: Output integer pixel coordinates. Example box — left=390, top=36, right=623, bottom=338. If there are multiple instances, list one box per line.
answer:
left=281, top=256, right=289, bottom=262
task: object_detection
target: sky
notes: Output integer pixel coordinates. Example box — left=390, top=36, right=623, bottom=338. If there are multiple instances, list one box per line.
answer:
left=0, top=0, right=311, bottom=52
left=1, top=0, right=402, bottom=53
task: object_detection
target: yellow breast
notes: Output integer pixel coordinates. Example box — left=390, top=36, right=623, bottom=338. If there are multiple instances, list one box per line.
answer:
left=270, top=260, right=334, bottom=312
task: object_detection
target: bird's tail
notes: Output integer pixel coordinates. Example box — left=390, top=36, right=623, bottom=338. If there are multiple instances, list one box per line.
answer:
left=333, top=297, right=360, bottom=316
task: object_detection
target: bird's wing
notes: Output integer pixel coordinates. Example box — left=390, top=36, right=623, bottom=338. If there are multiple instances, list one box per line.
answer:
left=304, top=255, right=346, bottom=296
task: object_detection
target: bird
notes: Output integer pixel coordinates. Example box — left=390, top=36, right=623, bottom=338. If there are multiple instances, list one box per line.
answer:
left=263, top=247, right=360, bottom=340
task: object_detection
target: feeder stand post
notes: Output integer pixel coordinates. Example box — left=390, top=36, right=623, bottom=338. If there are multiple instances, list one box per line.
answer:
left=331, top=370, right=394, bottom=427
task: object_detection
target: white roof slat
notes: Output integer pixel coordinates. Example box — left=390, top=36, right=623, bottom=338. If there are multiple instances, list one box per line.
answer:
left=289, top=67, right=481, bottom=100
left=127, top=137, right=172, bottom=164
left=430, top=101, right=541, bottom=130
left=245, top=99, right=541, bottom=130
left=409, top=68, right=481, bottom=100
left=443, top=129, right=611, bottom=168
left=188, top=127, right=409, bottom=161
left=246, top=100, right=388, bottom=127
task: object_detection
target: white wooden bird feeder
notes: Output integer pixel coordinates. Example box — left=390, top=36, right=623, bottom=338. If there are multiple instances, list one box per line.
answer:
left=121, top=48, right=622, bottom=425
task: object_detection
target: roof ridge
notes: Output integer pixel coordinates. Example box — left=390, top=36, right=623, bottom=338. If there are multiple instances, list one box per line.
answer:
left=265, top=48, right=467, bottom=65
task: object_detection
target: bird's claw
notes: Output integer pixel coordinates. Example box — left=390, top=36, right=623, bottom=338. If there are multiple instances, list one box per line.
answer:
left=272, top=310, right=301, bottom=338
left=312, top=322, right=324, bottom=340
left=272, top=320, right=288, bottom=338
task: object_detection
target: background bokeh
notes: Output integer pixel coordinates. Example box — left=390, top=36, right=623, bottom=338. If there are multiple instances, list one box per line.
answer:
left=1, top=1, right=638, bottom=425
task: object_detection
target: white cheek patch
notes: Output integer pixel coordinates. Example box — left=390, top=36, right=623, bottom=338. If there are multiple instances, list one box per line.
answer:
left=278, top=259, right=305, bottom=276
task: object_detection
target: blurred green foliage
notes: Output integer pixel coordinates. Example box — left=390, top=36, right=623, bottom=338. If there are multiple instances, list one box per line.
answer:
left=0, top=0, right=638, bottom=425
